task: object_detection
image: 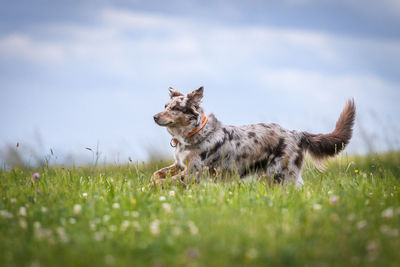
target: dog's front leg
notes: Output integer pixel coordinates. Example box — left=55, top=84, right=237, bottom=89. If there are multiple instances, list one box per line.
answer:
left=151, top=163, right=181, bottom=185
left=170, top=169, right=187, bottom=184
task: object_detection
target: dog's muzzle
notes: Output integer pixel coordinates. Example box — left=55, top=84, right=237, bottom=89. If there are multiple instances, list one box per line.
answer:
left=153, top=114, right=160, bottom=123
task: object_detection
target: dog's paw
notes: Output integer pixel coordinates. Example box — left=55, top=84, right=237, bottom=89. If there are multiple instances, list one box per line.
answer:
left=171, top=173, right=186, bottom=184
left=152, top=178, right=166, bottom=186
left=151, top=171, right=165, bottom=184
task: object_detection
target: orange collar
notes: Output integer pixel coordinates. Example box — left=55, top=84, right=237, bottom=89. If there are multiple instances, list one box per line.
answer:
left=187, top=114, right=208, bottom=138
left=171, top=114, right=208, bottom=147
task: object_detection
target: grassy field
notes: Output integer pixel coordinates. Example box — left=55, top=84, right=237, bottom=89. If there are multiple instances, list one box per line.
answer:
left=1, top=153, right=399, bottom=267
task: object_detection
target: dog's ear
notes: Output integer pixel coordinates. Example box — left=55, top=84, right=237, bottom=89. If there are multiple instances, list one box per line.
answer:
left=169, top=87, right=183, bottom=98
left=187, top=86, right=204, bottom=104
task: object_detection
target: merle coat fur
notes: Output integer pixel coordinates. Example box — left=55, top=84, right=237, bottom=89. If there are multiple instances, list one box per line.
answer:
left=152, top=87, right=355, bottom=186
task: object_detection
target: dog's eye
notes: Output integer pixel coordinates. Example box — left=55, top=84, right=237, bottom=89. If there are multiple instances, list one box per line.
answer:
left=172, top=106, right=186, bottom=113
left=164, top=104, right=168, bottom=108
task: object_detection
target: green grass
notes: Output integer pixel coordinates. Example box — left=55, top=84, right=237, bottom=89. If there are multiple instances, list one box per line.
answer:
left=1, top=153, right=399, bottom=267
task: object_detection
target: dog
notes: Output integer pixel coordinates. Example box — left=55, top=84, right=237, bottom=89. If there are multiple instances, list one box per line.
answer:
left=152, top=86, right=355, bottom=186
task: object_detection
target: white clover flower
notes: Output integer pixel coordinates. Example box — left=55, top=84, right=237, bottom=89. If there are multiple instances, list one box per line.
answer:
left=188, top=221, right=199, bottom=235
left=56, top=227, right=69, bottom=243
left=90, top=223, right=96, bottom=230
left=112, top=203, right=120, bottom=209
left=356, top=220, right=367, bottom=230
left=347, top=213, right=356, bottom=221
left=159, top=196, right=166, bottom=201
left=34, top=227, right=52, bottom=240
left=33, top=221, right=41, bottom=229
left=380, top=225, right=399, bottom=237
left=366, top=240, right=378, bottom=254
left=109, top=225, right=117, bottom=232
left=19, top=206, right=27, bottom=217
left=73, top=204, right=82, bottom=215
left=10, top=198, right=17, bottom=204
left=0, top=210, right=13, bottom=219
left=329, top=195, right=339, bottom=206
left=150, top=220, right=160, bottom=236
left=120, top=220, right=130, bottom=232
left=169, top=191, right=175, bottom=197
left=82, top=193, right=88, bottom=198
left=19, top=219, right=27, bottom=229
left=381, top=207, right=393, bottom=219
left=41, top=207, right=48, bottom=213
left=131, top=211, right=139, bottom=218
left=103, top=215, right=111, bottom=222
left=69, top=218, right=77, bottom=224
left=313, top=204, right=322, bottom=211
left=162, top=203, right=172, bottom=214
left=93, top=231, right=104, bottom=241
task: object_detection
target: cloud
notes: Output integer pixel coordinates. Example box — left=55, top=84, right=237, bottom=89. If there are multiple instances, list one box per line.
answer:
left=0, top=34, right=66, bottom=63
left=100, top=8, right=187, bottom=30
left=1, top=7, right=399, bottom=116
left=1, top=8, right=399, bottom=118
left=0, top=7, right=399, bottom=160
left=1, top=7, right=399, bottom=77
left=258, top=68, right=399, bottom=111
left=282, top=0, right=400, bottom=16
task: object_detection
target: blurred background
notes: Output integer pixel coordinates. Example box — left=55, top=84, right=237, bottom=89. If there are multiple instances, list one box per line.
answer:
left=1, top=0, right=399, bottom=167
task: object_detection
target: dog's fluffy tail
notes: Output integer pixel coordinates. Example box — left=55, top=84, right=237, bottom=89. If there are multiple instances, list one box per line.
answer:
left=302, top=99, right=356, bottom=161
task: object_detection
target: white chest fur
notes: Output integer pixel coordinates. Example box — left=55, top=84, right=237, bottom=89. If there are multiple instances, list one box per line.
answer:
left=175, top=147, right=190, bottom=169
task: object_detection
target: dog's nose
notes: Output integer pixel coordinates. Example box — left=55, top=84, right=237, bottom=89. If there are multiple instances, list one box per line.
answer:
left=153, top=114, right=160, bottom=122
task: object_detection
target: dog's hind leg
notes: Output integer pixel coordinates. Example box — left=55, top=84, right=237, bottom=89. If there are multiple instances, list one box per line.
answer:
left=151, top=163, right=181, bottom=185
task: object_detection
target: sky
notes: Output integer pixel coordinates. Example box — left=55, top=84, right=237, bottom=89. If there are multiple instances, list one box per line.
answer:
left=1, top=0, right=399, bottom=166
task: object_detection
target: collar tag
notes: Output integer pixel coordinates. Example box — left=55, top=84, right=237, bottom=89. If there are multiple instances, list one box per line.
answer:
left=170, top=138, right=178, bottom=147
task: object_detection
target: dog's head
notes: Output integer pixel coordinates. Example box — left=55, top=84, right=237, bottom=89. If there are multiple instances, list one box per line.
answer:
left=153, top=86, right=204, bottom=128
